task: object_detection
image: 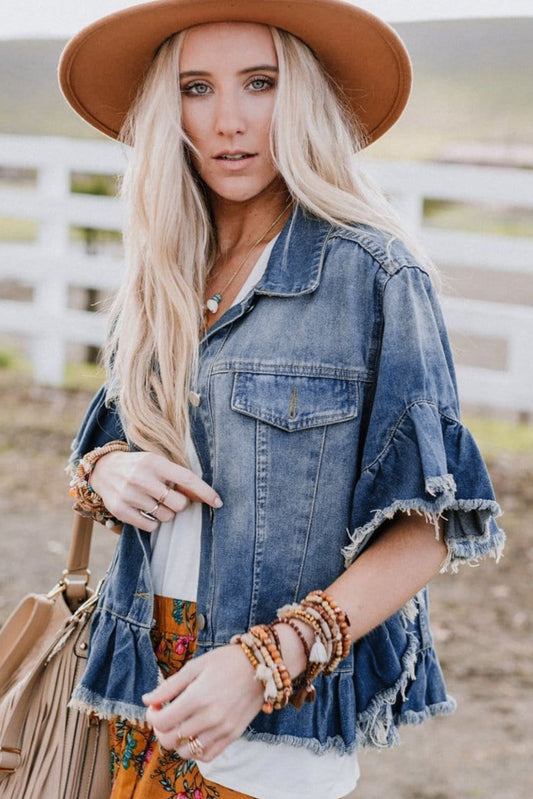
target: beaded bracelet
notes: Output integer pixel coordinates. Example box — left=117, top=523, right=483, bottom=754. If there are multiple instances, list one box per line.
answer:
left=275, top=590, right=352, bottom=707
left=231, top=591, right=351, bottom=714
left=69, top=440, right=130, bottom=528
left=273, top=618, right=311, bottom=664
left=238, top=634, right=278, bottom=713
left=251, top=625, right=292, bottom=710
left=232, top=627, right=292, bottom=714
left=305, top=590, right=351, bottom=661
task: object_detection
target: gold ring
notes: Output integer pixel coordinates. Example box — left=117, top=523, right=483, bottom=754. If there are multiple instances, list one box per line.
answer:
left=188, top=735, right=204, bottom=758
left=139, top=502, right=159, bottom=521
left=157, top=485, right=171, bottom=505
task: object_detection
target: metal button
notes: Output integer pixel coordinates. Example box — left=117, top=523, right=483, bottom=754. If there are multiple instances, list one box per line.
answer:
left=197, top=613, right=207, bottom=631
left=188, top=391, right=201, bottom=407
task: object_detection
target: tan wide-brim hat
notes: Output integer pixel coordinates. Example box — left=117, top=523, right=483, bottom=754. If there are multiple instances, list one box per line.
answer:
left=59, top=0, right=412, bottom=144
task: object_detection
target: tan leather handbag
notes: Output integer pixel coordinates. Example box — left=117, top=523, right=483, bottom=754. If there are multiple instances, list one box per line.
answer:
left=0, top=514, right=111, bottom=798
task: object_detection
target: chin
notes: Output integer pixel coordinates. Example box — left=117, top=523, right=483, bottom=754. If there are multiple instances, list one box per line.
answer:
left=209, top=178, right=285, bottom=206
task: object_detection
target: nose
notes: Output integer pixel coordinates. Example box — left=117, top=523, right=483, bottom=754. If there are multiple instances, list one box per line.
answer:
left=214, top=89, right=246, bottom=137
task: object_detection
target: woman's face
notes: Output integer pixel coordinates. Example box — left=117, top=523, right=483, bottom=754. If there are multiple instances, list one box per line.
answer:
left=179, top=22, right=281, bottom=205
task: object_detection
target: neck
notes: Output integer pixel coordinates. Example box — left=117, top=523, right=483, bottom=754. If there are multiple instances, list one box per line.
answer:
left=210, top=183, right=291, bottom=258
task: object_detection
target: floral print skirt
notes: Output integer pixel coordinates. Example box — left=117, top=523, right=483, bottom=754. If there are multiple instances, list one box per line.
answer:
left=109, top=595, right=255, bottom=799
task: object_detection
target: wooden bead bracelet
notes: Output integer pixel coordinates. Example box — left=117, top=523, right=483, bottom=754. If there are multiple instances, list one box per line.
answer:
left=69, top=440, right=130, bottom=527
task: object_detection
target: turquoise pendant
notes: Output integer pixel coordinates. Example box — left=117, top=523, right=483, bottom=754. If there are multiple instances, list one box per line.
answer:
left=206, top=293, right=222, bottom=314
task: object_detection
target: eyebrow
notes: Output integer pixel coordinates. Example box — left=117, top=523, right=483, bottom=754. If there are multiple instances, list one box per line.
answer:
left=179, top=65, right=279, bottom=78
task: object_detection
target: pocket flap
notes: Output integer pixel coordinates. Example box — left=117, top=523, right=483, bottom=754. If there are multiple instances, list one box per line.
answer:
left=231, top=372, right=358, bottom=432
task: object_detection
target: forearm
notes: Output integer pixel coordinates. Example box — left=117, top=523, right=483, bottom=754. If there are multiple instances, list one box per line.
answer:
left=328, top=512, right=447, bottom=642
left=278, top=512, right=447, bottom=678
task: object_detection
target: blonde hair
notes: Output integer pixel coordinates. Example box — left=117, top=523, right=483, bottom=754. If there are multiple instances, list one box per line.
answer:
left=106, top=26, right=431, bottom=465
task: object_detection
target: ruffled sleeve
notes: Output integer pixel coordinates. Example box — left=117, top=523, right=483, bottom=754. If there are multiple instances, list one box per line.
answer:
left=343, top=264, right=505, bottom=571
left=69, top=384, right=127, bottom=465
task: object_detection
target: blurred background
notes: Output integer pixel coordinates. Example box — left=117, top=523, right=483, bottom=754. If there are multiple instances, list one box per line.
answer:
left=0, top=2, right=532, bottom=797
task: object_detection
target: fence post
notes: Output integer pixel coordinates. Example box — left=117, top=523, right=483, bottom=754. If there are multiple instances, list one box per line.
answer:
left=32, top=156, right=71, bottom=385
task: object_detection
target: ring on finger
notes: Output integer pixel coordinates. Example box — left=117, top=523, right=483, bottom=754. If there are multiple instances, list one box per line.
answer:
left=139, top=502, right=159, bottom=522
left=157, top=485, right=171, bottom=505
left=188, top=735, right=204, bottom=758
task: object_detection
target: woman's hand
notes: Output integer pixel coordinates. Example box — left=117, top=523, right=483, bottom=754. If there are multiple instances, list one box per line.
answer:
left=143, top=644, right=264, bottom=762
left=89, top=450, right=222, bottom=532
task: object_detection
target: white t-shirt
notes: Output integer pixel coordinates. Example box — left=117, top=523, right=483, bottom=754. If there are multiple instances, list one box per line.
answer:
left=150, top=236, right=359, bottom=799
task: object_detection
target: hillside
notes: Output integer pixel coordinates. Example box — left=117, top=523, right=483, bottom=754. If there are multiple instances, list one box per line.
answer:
left=0, top=18, right=532, bottom=157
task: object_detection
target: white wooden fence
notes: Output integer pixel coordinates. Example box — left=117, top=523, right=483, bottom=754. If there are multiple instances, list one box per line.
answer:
left=1, top=134, right=533, bottom=417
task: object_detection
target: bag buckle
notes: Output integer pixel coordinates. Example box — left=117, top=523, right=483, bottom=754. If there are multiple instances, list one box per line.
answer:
left=72, top=578, right=105, bottom=619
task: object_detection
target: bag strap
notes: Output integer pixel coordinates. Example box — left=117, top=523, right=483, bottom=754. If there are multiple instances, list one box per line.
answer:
left=66, top=514, right=94, bottom=575
left=62, top=514, right=95, bottom=609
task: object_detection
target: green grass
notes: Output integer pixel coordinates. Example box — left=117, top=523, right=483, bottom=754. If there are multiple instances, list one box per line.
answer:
left=463, top=415, right=533, bottom=458
left=63, top=361, right=104, bottom=392
left=0, top=344, right=103, bottom=391
left=0, top=217, right=38, bottom=242
left=0, top=344, right=31, bottom=375
left=424, top=201, right=533, bottom=239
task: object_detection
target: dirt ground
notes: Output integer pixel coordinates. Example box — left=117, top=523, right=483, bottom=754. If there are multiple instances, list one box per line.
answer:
left=0, top=376, right=531, bottom=799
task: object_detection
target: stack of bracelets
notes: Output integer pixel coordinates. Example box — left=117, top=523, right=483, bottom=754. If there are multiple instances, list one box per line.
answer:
left=231, top=590, right=351, bottom=712
left=69, top=440, right=130, bottom=527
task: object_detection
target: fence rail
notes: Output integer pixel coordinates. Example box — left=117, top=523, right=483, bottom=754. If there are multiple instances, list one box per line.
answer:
left=1, top=134, right=533, bottom=417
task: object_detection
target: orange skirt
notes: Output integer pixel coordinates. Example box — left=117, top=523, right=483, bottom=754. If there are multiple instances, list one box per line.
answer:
left=109, top=595, right=256, bottom=799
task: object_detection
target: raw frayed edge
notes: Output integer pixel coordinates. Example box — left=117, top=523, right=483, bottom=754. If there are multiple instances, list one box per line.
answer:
left=241, top=729, right=356, bottom=756
left=342, top=493, right=456, bottom=568
left=397, top=698, right=457, bottom=728
left=399, top=594, right=419, bottom=628
left=354, top=635, right=457, bottom=750
left=439, top=498, right=504, bottom=574
left=342, top=482, right=503, bottom=572
left=355, top=630, right=419, bottom=749
left=69, top=686, right=147, bottom=725
left=426, top=474, right=456, bottom=497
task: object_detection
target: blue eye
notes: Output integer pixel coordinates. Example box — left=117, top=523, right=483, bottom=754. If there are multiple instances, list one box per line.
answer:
left=248, top=77, right=274, bottom=91
left=182, top=82, right=211, bottom=96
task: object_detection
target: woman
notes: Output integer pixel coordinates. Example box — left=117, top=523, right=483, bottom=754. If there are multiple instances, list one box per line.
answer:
left=61, top=2, right=504, bottom=798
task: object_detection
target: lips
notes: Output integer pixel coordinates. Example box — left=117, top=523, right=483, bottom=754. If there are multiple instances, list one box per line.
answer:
left=213, top=150, right=256, bottom=160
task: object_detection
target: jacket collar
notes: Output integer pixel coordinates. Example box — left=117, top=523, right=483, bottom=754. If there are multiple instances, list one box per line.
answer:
left=202, top=206, right=331, bottom=343
left=254, top=205, right=331, bottom=297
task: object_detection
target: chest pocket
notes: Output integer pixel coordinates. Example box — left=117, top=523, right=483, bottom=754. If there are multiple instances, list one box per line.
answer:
left=231, top=372, right=358, bottom=432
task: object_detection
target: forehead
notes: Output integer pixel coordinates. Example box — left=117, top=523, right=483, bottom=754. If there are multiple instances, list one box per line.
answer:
left=180, top=22, right=277, bottom=65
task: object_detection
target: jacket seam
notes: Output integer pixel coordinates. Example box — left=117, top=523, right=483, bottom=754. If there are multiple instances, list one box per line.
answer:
left=361, top=400, right=461, bottom=475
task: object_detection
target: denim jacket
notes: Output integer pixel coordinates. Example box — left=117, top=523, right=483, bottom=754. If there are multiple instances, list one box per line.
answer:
left=70, top=207, right=504, bottom=754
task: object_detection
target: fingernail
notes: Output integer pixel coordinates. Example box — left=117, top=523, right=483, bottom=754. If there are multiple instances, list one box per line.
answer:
left=214, top=496, right=223, bottom=509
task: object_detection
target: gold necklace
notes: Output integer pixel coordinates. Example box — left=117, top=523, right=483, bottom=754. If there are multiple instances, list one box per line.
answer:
left=205, top=202, right=292, bottom=316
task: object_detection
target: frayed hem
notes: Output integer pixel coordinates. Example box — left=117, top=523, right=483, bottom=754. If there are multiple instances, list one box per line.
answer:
left=242, top=729, right=356, bottom=756
left=397, top=698, right=457, bottom=728
left=439, top=498, right=505, bottom=573
left=342, top=492, right=457, bottom=567
left=355, top=630, right=420, bottom=749
left=342, top=493, right=503, bottom=569
left=69, top=687, right=147, bottom=725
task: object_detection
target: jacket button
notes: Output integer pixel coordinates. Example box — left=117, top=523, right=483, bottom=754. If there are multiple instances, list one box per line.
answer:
left=188, top=391, right=201, bottom=407
left=197, top=613, right=207, bottom=631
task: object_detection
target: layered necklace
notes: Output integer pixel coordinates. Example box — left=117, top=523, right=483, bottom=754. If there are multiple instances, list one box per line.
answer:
left=205, top=202, right=292, bottom=317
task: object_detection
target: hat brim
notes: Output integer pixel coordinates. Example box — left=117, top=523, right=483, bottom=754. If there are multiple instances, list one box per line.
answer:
left=59, top=0, right=412, bottom=144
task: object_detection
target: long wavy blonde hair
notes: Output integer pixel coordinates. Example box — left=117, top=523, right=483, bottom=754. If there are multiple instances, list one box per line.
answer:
left=105, top=26, right=430, bottom=465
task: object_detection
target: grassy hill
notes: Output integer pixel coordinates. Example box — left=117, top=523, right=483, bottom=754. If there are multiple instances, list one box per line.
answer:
left=0, top=18, right=532, bottom=158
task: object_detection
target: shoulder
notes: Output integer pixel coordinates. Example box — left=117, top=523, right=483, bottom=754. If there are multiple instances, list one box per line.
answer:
left=325, top=221, right=426, bottom=280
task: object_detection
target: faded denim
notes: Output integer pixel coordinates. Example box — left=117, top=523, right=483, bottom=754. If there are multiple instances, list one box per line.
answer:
left=69, top=206, right=504, bottom=754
